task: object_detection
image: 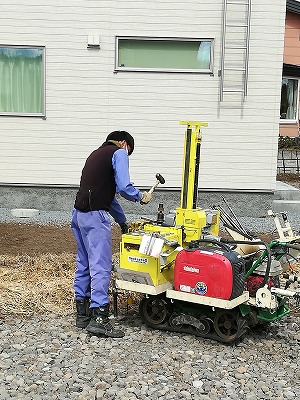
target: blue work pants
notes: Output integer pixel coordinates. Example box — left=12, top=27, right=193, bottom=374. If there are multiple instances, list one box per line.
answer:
left=71, top=209, right=112, bottom=308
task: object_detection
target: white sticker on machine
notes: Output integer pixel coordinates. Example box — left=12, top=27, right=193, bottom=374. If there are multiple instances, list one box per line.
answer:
left=128, top=256, right=148, bottom=264
left=180, top=284, right=191, bottom=293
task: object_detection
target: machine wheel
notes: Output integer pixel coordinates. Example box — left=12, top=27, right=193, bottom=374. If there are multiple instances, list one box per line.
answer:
left=169, top=313, right=183, bottom=329
left=213, top=311, right=240, bottom=342
left=139, top=296, right=170, bottom=326
left=195, top=317, right=211, bottom=335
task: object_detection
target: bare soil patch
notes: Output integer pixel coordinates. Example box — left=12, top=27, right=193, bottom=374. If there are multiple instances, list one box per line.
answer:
left=0, top=223, right=121, bottom=256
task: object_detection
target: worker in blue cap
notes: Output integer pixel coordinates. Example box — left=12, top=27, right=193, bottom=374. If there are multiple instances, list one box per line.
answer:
left=71, top=130, right=151, bottom=337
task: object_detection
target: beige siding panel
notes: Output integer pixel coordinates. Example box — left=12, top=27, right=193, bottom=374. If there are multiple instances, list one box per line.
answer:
left=0, top=0, right=286, bottom=190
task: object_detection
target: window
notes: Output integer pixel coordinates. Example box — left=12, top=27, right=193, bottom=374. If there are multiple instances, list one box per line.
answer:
left=280, top=77, right=299, bottom=122
left=0, top=46, right=45, bottom=116
left=115, top=37, right=213, bottom=73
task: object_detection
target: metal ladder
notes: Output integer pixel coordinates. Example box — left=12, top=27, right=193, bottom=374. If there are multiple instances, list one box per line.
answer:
left=219, top=0, right=251, bottom=102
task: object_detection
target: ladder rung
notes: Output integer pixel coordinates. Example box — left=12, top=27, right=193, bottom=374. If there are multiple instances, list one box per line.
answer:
left=226, top=46, right=247, bottom=50
left=223, top=89, right=245, bottom=93
left=223, top=67, right=246, bottom=71
left=227, top=2, right=249, bottom=5
left=227, top=0, right=249, bottom=4
left=226, top=24, right=248, bottom=28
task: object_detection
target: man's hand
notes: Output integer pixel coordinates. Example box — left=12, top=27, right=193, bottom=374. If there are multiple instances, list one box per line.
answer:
left=140, top=191, right=152, bottom=205
left=119, top=222, right=128, bottom=234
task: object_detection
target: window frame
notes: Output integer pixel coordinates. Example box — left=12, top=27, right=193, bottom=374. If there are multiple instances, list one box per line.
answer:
left=0, top=44, right=46, bottom=118
left=280, top=75, right=299, bottom=124
left=115, top=36, right=214, bottom=74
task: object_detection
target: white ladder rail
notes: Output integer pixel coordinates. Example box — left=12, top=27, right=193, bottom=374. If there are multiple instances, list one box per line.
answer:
left=220, top=0, right=251, bottom=102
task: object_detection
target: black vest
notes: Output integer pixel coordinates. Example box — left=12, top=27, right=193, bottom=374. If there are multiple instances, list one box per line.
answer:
left=74, top=142, right=119, bottom=212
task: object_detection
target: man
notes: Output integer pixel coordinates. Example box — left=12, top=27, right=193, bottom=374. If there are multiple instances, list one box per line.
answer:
left=71, top=130, right=151, bottom=338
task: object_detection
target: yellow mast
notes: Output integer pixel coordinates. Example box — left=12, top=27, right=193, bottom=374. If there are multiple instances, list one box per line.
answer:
left=179, top=121, right=208, bottom=210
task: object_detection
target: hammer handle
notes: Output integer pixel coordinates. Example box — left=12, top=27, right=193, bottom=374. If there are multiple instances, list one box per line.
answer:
left=148, top=180, right=159, bottom=194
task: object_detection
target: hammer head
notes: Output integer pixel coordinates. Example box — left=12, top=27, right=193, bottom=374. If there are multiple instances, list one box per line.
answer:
left=155, top=173, right=165, bottom=184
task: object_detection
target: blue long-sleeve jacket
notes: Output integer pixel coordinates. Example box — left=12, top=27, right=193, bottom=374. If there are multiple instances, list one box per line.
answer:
left=109, top=148, right=142, bottom=224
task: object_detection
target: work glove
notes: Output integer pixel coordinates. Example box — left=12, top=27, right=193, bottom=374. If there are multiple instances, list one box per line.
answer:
left=140, top=191, right=152, bottom=205
left=119, top=222, right=128, bottom=234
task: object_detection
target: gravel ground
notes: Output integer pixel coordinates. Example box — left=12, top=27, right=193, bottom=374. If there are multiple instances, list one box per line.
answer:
left=1, top=208, right=300, bottom=236
left=1, top=208, right=300, bottom=399
left=1, top=312, right=300, bottom=400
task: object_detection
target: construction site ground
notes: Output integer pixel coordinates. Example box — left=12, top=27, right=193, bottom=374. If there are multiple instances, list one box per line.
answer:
left=0, top=174, right=299, bottom=318
left=0, top=223, right=120, bottom=257
left=1, top=173, right=300, bottom=257
left=0, top=221, right=281, bottom=258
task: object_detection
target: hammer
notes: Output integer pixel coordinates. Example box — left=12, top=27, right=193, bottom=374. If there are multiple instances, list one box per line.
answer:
left=148, top=173, right=165, bottom=194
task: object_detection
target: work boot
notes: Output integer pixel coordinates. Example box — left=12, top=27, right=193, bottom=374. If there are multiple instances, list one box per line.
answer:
left=75, top=298, right=91, bottom=328
left=86, top=305, right=125, bottom=338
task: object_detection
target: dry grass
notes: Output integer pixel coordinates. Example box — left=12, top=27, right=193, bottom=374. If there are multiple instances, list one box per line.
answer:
left=0, top=253, right=299, bottom=319
left=0, top=253, right=139, bottom=319
left=0, top=253, right=76, bottom=317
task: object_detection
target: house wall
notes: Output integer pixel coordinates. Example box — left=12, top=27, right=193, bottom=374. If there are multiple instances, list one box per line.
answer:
left=284, top=11, right=300, bottom=65
left=280, top=124, right=299, bottom=137
left=280, top=9, right=300, bottom=137
left=0, top=0, right=286, bottom=194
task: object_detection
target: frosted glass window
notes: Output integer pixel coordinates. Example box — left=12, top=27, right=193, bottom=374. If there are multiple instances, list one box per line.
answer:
left=116, top=37, right=213, bottom=73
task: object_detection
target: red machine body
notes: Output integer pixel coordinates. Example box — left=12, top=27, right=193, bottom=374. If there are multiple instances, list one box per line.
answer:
left=174, top=248, right=238, bottom=300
